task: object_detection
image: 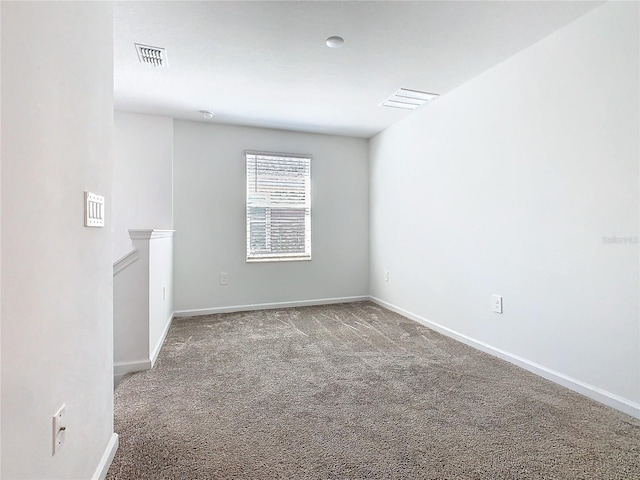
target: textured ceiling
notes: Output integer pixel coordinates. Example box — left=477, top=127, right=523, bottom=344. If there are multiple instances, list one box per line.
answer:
left=114, top=1, right=603, bottom=138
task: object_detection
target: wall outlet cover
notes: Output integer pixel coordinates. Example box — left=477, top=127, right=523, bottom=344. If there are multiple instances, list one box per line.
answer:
left=492, top=295, right=503, bottom=314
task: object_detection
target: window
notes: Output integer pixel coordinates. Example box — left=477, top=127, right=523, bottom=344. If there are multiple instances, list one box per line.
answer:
left=246, top=151, right=311, bottom=262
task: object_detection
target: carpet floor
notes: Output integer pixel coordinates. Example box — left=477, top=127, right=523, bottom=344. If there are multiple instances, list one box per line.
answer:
left=107, top=301, right=639, bottom=479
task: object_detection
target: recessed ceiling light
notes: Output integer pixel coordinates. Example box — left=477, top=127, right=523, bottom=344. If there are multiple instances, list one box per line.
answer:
left=199, top=110, right=214, bottom=119
left=380, top=88, right=439, bottom=110
left=326, top=36, right=344, bottom=48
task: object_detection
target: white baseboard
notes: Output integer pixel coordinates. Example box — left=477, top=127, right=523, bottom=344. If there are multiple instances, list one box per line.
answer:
left=91, top=433, right=118, bottom=480
left=173, top=295, right=370, bottom=318
left=114, top=315, right=173, bottom=385
left=370, top=296, right=640, bottom=420
left=114, top=359, right=152, bottom=376
left=151, top=313, right=174, bottom=366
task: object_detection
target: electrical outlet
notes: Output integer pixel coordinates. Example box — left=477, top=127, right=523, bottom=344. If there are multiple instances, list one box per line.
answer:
left=220, top=272, right=228, bottom=285
left=162, top=286, right=166, bottom=301
left=492, top=295, right=503, bottom=314
left=384, top=271, right=390, bottom=282
left=52, top=404, right=66, bottom=455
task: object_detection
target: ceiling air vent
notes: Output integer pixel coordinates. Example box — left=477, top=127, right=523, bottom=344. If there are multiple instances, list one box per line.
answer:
left=380, top=88, right=438, bottom=110
left=134, top=43, right=168, bottom=68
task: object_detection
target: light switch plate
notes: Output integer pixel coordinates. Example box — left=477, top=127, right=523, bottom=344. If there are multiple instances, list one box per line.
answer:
left=84, top=191, right=105, bottom=227
left=52, top=404, right=66, bottom=455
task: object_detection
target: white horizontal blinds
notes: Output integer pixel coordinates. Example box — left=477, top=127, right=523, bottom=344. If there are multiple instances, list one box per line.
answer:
left=246, top=152, right=311, bottom=261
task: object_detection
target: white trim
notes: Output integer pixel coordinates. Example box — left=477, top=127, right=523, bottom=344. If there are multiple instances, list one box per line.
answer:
left=245, top=150, right=312, bottom=160
left=112, top=249, right=139, bottom=276
left=91, top=433, right=118, bottom=480
left=173, top=296, right=369, bottom=317
left=150, top=313, right=174, bottom=366
left=128, top=229, right=175, bottom=240
left=169, top=295, right=640, bottom=418
left=114, top=359, right=152, bottom=376
left=369, top=296, right=640, bottom=419
left=246, top=255, right=311, bottom=263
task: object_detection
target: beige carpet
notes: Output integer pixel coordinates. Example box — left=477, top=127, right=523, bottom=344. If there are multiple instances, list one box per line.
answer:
left=107, top=302, right=639, bottom=479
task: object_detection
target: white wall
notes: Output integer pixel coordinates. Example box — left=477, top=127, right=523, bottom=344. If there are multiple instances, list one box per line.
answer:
left=113, top=251, right=148, bottom=372
left=173, top=121, right=369, bottom=312
left=0, top=4, right=3, bottom=477
left=370, top=1, right=639, bottom=415
left=113, top=111, right=173, bottom=261
left=114, top=231, right=174, bottom=383
left=1, top=2, right=117, bottom=478
left=148, top=234, right=174, bottom=359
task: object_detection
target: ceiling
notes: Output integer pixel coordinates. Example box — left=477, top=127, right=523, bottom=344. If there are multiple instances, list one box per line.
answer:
left=114, top=1, right=602, bottom=139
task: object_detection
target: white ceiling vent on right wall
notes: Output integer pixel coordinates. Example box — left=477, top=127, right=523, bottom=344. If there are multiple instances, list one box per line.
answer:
left=134, top=43, right=168, bottom=67
left=380, top=88, right=438, bottom=110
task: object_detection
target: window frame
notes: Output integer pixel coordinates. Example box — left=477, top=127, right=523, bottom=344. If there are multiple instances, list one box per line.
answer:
left=245, top=150, right=312, bottom=263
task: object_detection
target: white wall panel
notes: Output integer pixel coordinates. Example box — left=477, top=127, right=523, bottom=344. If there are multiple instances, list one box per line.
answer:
left=173, top=122, right=369, bottom=312
left=369, top=2, right=639, bottom=410
left=1, top=2, right=116, bottom=477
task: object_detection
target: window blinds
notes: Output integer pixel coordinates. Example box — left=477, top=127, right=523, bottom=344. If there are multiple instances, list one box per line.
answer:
left=246, top=152, right=311, bottom=261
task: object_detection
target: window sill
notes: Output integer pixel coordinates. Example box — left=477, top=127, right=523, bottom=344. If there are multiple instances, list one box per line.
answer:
left=246, top=256, right=311, bottom=263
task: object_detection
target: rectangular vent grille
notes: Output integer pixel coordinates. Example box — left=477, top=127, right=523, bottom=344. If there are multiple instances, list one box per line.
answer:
left=380, top=88, right=438, bottom=110
left=135, top=43, right=167, bottom=67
